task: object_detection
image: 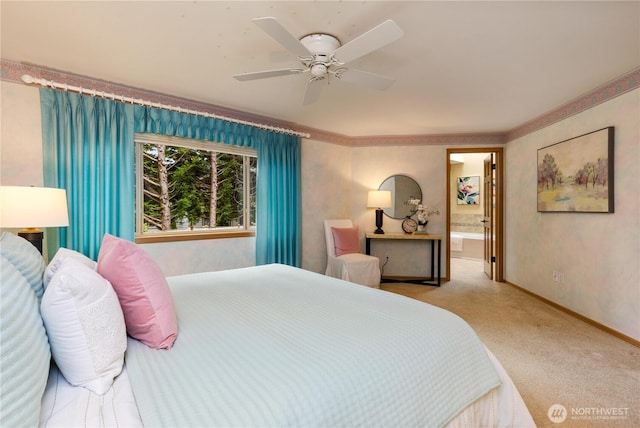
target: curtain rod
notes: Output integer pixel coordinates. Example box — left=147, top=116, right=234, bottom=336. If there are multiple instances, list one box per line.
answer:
left=21, top=74, right=310, bottom=139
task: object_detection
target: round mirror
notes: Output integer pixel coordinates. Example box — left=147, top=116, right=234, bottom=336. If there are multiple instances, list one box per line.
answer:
left=378, top=175, right=422, bottom=219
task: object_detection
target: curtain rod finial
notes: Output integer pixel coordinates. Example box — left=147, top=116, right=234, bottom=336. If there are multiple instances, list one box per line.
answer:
left=21, top=74, right=35, bottom=84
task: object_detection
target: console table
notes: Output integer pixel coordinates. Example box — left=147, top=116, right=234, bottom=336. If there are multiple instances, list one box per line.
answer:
left=365, top=232, right=442, bottom=286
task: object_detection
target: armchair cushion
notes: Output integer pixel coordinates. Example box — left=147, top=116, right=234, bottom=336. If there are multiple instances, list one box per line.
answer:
left=331, top=226, right=361, bottom=256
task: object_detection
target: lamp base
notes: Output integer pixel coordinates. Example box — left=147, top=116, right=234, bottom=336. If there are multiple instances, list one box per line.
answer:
left=374, top=208, right=385, bottom=234
left=18, top=229, right=44, bottom=254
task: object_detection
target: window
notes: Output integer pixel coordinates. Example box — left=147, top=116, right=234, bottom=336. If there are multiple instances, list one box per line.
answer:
left=135, top=134, right=256, bottom=242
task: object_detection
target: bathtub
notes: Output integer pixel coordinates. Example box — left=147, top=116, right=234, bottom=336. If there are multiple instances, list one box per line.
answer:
left=451, top=232, right=484, bottom=259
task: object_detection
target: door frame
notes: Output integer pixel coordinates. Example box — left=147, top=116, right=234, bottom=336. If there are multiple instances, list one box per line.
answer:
left=446, top=147, right=504, bottom=282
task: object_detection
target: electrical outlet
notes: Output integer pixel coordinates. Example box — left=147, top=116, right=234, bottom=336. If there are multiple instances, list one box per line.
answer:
left=558, top=271, right=565, bottom=283
left=552, top=270, right=558, bottom=282
left=384, top=251, right=390, bottom=261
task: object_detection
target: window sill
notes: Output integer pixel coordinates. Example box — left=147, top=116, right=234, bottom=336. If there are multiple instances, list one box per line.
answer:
left=135, top=230, right=255, bottom=244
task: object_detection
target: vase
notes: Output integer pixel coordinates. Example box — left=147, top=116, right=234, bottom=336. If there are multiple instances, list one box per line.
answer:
left=418, top=220, right=428, bottom=232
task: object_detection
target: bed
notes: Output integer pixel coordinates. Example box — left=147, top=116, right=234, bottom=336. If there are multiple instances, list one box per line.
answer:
left=0, top=231, right=535, bottom=427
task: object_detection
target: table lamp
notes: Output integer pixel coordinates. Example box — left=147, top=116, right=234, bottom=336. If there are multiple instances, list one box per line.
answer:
left=0, top=186, right=69, bottom=254
left=367, top=190, right=392, bottom=234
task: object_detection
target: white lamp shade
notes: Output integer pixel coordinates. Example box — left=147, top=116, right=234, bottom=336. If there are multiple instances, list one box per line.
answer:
left=367, top=190, right=392, bottom=208
left=0, top=186, right=69, bottom=228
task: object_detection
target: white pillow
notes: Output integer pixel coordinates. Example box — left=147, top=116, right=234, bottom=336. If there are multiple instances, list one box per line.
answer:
left=44, top=247, right=97, bottom=289
left=41, top=258, right=127, bottom=395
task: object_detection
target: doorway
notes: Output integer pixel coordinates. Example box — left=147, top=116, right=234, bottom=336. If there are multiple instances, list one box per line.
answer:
left=446, top=148, right=504, bottom=282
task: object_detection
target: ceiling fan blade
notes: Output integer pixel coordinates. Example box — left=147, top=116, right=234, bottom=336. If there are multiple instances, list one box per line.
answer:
left=233, top=68, right=306, bottom=81
left=332, top=20, right=403, bottom=64
left=252, top=17, right=311, bottom=58
left=337, top=68, right=396, bottom=90
left=303, top=79, right=324, bottom=105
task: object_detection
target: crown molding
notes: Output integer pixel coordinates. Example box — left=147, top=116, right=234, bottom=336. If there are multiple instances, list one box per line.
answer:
left=3, top=59, right=638, bottom=146
left=507, top=66, right=640, bottom=141
left=349, top=133, right=507, bottom=146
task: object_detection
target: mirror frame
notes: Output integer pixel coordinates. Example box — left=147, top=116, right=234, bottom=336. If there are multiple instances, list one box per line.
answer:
left=378, top=175, right=422, bottom=219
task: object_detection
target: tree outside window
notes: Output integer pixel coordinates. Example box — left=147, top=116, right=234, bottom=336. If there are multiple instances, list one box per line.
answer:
left=136, top=135, right=256, bottom=237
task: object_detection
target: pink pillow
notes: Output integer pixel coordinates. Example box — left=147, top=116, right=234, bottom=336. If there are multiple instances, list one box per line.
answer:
left=97, top=234, right=177, bottom=349
left=331, top=226, right=361, bottom=256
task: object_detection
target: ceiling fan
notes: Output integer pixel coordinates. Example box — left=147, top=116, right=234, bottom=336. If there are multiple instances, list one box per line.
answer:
left=233, top=17, right=404, bottom=105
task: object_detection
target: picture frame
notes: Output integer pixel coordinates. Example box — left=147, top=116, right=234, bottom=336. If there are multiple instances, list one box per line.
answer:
left=457, top=176, right=480, bottom=205
left=537, top=127, right=614, bottom=213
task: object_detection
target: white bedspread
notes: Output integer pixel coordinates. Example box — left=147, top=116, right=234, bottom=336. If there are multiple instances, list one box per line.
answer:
left=39, top=364, right=142, bottom=427
left=126, top=264, right=502, bottom=427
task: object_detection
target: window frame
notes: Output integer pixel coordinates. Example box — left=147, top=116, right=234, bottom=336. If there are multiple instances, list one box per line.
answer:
left=134, top=133, right=257, bottom=244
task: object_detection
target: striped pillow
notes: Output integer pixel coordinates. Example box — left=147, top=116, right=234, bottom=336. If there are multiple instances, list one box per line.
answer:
left=0, top=232, right=46, bottom=301
left=0, top=256, right=50, bottom=426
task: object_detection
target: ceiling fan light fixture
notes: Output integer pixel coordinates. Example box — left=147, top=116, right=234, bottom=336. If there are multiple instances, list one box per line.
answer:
left=310, top=63, right=328, bottom=78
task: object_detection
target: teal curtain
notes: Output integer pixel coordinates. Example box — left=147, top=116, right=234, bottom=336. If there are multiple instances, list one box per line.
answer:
left=254, top=132, right=301, bottom=266
left=41, top=95, right=300, bottom=266
left=133, top=107, right=258, bottom=148
left=40, top=89, right=134, bottom=260
left=134, top=106, right=301, bottom=266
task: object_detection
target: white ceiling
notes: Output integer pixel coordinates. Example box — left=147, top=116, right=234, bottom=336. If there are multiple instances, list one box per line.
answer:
left=2, top=1, right=639, bottom=137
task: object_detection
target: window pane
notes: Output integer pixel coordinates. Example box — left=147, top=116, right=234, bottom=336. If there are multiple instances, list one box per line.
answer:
left=139, top=140, right=254, bottom=235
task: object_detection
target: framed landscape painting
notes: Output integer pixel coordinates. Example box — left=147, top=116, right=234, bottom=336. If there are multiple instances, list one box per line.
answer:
left=537, top=127, right=614, bottom=213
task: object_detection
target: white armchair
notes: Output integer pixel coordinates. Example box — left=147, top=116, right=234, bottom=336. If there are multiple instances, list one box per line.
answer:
left=324, top=219, right=380, bottom=288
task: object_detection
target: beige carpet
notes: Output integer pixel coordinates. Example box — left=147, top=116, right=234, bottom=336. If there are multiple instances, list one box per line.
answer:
left=381, top=258, right=640, bottom=428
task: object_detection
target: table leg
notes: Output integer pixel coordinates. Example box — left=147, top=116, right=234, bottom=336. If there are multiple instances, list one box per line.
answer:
left=437, top=239, right=441, bottom=286
left=430, top=240, right=435, bottom=280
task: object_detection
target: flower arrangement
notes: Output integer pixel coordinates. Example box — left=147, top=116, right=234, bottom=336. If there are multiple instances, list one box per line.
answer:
left=415, top=204, right=439, bottom=225
left=406, top=198, right=440, bottom=229
left=405, top=197, right=421, bottom=213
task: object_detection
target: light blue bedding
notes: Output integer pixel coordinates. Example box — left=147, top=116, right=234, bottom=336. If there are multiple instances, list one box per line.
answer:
left=126, top=264, right=500, bottom=427
left=0, top=233, right=50, bottom=427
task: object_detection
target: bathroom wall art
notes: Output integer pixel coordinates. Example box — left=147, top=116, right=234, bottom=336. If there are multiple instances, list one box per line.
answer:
left=457, top=176, right=480, bottom=205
